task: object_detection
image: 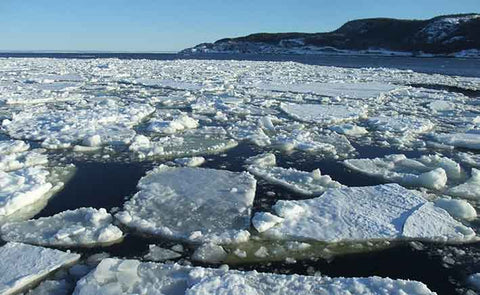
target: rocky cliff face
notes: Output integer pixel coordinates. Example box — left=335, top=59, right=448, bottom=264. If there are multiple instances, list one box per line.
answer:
left=182, top=14, right=480, bottom=57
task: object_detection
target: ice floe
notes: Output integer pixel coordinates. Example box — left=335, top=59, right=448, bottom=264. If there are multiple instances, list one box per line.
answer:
left=253, top=184, right=476, bottom=243
left=344, top=154, right=463, bottom=190
left=116, top=165, right=256, bottom=244
left=434, top=132, right=480, bottom=150
left=0, top=242, right=80, bottom=295
left=447, top=168, right=480, bottom=199
left=1, top=208, right=123, bottom=247
left=246, top=153, right=342, bottom=196
left=280, top=103, right=367, bottom=124
left=143, top=245, right=182, bottom=262
left=73, top=258, right=435, bottom=294
left=2, top=98, right=154, bottom=149
left=129, top=127, right=237, bottom=159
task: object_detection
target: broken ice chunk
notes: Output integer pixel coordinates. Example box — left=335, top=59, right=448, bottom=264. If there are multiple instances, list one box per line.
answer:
left=434, top=132, right=480, bottom=150
left=116, top=165, right=256, bottom=244
left=174, top=156, right=205, bottom=167
left=259, top=184, right=475, bottom=243
left=252, top=212, right=284, bottom=233
left=280, top=103, right=367, bottom=124
left=447, top=168, right=480, bottom=199
left=368, top=116, right=434, bottom=134
left=1, top=208, right=123, bottom=247
left=129, top=127, right=238, bottom=159
left=0, top=242, right=80, bottom=295
left=0, top=150, right=48, bottom=172
left=329, top=124, right=368, bottom=136
left=0, top=167, right=53, bottom=220
left=143, top=245, right=182, bottom=262
left=73, top=258, right=435, bottom=294
left=0, top=140, right=29, bottom=155
left=248, top=164, right=342, bottom=196
left=344, top=154, right=463, bottom=190
left=434, top=198, right=477, bottom=220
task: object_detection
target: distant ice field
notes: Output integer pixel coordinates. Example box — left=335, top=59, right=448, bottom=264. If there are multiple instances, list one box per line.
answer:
left=0, top=56, right=479, bottom=294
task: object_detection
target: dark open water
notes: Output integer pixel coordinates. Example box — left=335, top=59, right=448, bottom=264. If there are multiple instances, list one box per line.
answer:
left=2, top=52, right=480, bottom=294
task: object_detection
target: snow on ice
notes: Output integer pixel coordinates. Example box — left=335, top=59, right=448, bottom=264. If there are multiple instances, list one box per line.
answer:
left=1, top=208, right=123, bottom=247
left=253, top=184, right=476, bottom=243
left=73, top=258, right=435, bottom=295
left=116, top=165, right=256, bottom=244
left=0, top=242, right=80, bottom=295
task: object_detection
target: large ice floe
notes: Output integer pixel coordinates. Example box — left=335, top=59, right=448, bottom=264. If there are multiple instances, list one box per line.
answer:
left=116, top=165, right=256, bottom=244
left=1, top=208, right=123, bottom=247
left=246, top=153, right=342, bottom=195
left=344, top=154, right=463, bottom=190
left=253, top=184, right=476, bottom=243
left=73, top=258, right=435, bottom=295
left=0, top=242, right=80, bottom=295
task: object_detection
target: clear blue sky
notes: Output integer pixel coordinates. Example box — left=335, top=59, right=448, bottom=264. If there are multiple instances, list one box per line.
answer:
left=0, top=0, right=478, bottom=52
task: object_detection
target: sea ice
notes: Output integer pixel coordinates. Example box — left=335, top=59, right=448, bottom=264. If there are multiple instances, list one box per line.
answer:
left=0, top=242, right=80, bottom=295
left=329, top=124, right=368, bottom=136
left=73, top=258, right=435, bottom=294
left=116, top=165, right=256, bottom=244
left=447, top=168, right=480, bottom=199
left=0, top=167, right=53, bottom=219
left=0, top=149, right=48, bottom=172
left=0, top=140, right=29, bottom=155
left=368, top=116, right=434, bottom=134
left=255, top=81, right=397, bottom=98
left=2, top=98, right=154, bottom=149
left=174, top=156, right=206, bottom=167
left=247, top=153, right=342, bottom=196
left=1, top=208, right=123, bottom=247
left=143, top=245, right=182, bottom=262
left=129, top=127, right=237, bottom=159
left=434, top=132, right=480, bottom=150
left=254, top=184, right=475, bottom=243
left=344, top=154, right=463, bottom=190
left=147, top=113, right=199, bottom=134
left=280, top=103, right=367, bottom=124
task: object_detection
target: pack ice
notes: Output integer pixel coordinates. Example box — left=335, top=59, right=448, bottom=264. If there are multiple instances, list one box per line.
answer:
left=73, top=258, right=435, bottom=295
left=0, top=242, right=80, bottom=295
left=1, top=208, right=123, bottom=247
left=253, top=184, right=475, bottom=243
left=116, top=165, right=256, bottom=244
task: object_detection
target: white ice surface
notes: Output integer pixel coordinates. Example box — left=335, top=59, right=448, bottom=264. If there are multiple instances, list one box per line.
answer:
left=257, top=184, right=475, bottom=243
left=1, top=208, right=123, bottom=247
left=447, top=168, right=480, bottom=199
left=73, top=258, right=435, bottom=295
left=434, top=132, right=480, bottom=150
left=0, top=167, right=53, bottom=218
left=280, top=103, right=367, bottom=124
left=116, top=165, right=256, bottom=244
left=174, top=156, right=205, bottom=167
left=129, top=127, right=237, bottom=159
left=255, top=81, right=397, bottom=98
left=344, top=154, right=463, bottom=190
left=434, top=198, right=477, bottom=220
left=0, top=140, right=29, bottom=155
left=0, top=242, right=80, bottom=295
left=0, top=150, right=48, bottom=172
left=3, top=98, right=154, bottom=149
